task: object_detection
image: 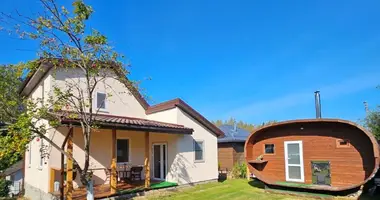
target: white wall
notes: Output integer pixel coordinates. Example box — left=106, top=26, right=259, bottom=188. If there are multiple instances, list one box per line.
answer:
left=53, top=68, right=146, bottom=118
left=174, top=109, right=219, bottom=184
left=147, top=107, right=219, bottom=185
left=24, top=71, right=52, bottom=198
left=147, top=108, right=178, bottom=123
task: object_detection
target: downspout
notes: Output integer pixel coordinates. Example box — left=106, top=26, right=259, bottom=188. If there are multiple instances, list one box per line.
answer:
left=60, top=126, right=73, bottom=200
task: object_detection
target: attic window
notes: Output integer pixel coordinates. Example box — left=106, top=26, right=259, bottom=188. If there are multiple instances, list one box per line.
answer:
left=96, top=92, right=106, bottom=110
left=336, top=139, right=350, bottom=148
left=264, top=144, right=275, bottom=154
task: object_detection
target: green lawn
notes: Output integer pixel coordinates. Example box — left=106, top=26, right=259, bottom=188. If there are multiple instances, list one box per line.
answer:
left=143, top=179, right=378, bottom=200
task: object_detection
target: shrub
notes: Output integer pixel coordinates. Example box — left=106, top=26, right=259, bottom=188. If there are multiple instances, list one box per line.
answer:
left=0, top=178, right=11, bottom=197
left=231, top=162, right=247, bottom=179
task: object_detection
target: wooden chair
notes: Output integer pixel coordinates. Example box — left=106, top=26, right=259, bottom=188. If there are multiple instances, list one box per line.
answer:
left=130, top=166, right=143, bottom=181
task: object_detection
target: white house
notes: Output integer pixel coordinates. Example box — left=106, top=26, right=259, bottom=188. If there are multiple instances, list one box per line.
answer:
left=20, top=61, right=223, bottom=199
left=2, top=161, right=23, bottom=197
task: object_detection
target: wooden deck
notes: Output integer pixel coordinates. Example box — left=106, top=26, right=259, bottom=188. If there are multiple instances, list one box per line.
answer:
left=53, top=180, right=163, bottom=200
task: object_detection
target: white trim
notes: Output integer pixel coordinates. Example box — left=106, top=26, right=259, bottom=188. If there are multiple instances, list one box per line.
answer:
left=152, top=143, right=168, bottom=180
left=284, top=141, right=304, bottom=182
left=116, top=137, right=131, bottom=164
left=194, top=140, right=205, bottom=163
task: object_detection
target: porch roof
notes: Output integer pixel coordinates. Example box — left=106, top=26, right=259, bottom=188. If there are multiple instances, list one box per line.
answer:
left=59, top=113, right=194, bottom=134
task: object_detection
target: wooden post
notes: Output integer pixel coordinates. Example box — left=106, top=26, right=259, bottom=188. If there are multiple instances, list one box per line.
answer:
left=110, top=129, right=117, bottom=194
left=49, top=168, right=55, bottom=192
left=66, top=131, right=73, bottom=200
left=144, top=132, right=150, bottom=188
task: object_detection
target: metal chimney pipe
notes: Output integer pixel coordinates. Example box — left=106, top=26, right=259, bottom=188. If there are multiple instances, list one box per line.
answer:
left=314, top=91, right=322, bottom=118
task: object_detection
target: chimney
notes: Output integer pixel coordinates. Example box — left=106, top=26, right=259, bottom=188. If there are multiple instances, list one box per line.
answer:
left=314, top=91, right=322, bottom=118
left=233, top=121, right=237, bottom=131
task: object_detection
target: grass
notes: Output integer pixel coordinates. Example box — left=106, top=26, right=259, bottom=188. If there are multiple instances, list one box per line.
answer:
left=141, top=179, right=379, bottom=200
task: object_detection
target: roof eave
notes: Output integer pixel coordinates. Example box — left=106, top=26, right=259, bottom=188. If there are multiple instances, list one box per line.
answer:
left=60, top=119, right=193, bottom=135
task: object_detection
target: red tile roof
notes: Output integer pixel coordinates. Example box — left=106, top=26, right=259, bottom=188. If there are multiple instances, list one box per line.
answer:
left=58, top=112, right=193, bottom=134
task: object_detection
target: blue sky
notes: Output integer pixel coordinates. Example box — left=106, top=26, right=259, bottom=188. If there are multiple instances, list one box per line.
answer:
left=1, top=0, right=380, bottom=125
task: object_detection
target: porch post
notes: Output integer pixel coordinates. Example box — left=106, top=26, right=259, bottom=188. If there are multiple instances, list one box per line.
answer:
left=144, top=131, right=150, bottom=188
left=110, top=129, right=117, bottom=194
left=66, top=130, right=73, bottom=200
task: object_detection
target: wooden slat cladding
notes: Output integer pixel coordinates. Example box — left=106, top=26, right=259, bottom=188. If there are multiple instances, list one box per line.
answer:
left=218, top=143, right=234, bottom=170
left=233, top=144, right=245, bottom=165
left=245, top=119, right=379, bottom=191
left=218, top=143, right=246, bottom=171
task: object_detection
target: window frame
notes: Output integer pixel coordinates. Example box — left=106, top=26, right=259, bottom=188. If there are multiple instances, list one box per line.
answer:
left=264, top=144, right=275, bottom=155
left=96, top=92, right=107, bottom=112
left=28, top=142, right=32, bottom=168
left=38, top=139, right=44, bottom=170
left=336, top=139, right=350, bottom=148
left=194, top=140, right=205, bottom=163
left=116, top=138, right=131, bottom=164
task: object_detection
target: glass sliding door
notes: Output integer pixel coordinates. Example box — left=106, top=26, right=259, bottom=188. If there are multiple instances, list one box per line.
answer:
left=152, top=143, right=167, bottom=180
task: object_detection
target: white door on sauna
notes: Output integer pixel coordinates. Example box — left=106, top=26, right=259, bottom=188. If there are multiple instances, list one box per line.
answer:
left=284, top=141, right=304, bottom=182
left=152, top=143, right=167, bottom=180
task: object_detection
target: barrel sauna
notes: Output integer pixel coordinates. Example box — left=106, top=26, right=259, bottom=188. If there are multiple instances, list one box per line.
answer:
left=245, top=119, right=380, bottom=192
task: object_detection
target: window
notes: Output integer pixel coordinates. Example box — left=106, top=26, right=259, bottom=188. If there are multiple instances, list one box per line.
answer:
left=264, top=144, right=275, bottom=154
left=96, top=92, right=106, bottom=110
left=39, top=139, right=44, bottom=168
left=28, top=143, right=32, bottom=167
left=336, top=139, right=350, bottom=148
left=117, top=139, right=130, bottom=163
left=194, top=140, right=204, bottom=162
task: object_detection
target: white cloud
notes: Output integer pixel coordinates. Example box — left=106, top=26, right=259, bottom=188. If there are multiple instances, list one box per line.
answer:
left=224, top=72, right=380, bottom=119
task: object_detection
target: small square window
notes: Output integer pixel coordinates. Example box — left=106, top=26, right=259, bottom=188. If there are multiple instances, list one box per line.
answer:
left=264, top=144, right=275, bottom=154
left=336, top=139, right=350, bottom=148
left=97, top=92, right=106, bottom=109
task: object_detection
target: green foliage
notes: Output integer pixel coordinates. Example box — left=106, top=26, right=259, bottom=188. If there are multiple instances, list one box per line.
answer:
left=0, top=65, right=24, bottom=123
left=0, top=178, right=11, bottom=197
left=231, top=162, right=247, bottom=179
left=364, top=107, right=380, bottom=140
left=213, top=117, right=277, bottom=132
left=363, top=87, right=380, bottom=140
left=0, top=0, right=133, bottom=187
left=365, top=111, right=380, bottom=139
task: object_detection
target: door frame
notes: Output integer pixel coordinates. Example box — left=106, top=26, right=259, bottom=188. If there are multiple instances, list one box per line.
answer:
left=152, top=142, right=168, bottom=180
left=284, top=140, right=305, bottom=182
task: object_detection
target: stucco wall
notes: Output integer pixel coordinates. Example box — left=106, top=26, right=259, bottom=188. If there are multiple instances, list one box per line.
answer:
left=24, top=71, right=52, bottom=199
left=174, top=109, right=219, bottom=184
left=146, top=107, right=219, bottom=184
left=146, top=108, right=178, bottom=124
left=52, top=68, right=146, bottom=118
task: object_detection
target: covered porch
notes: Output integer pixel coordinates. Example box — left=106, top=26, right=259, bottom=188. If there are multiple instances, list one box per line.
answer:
left=50, top=113, right=193, bottom=200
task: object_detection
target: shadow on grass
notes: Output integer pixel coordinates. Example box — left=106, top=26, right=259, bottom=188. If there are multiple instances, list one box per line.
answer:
left=248, top=179, right=265, bottom=189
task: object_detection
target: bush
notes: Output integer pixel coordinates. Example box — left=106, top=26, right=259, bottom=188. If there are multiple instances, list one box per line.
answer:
left=0, top=178, right=11, bottom=197
left=231, top=162, right=247, bottom=179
